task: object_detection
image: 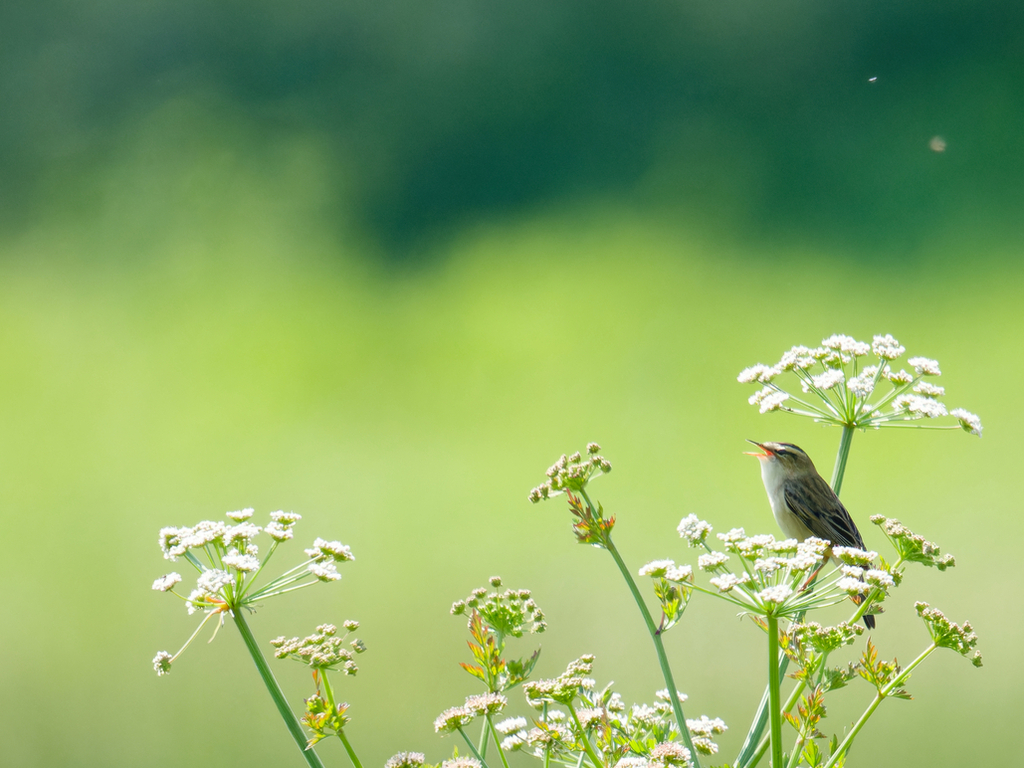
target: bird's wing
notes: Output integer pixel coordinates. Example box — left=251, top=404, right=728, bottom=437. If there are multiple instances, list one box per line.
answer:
left=783, top=474, right=867, bottom=550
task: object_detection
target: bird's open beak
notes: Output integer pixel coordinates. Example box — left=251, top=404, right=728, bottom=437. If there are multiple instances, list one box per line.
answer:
left=744, top=440, right=771, bottom=458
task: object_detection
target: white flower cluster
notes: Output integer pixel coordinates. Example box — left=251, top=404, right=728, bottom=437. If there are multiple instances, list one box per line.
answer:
left=738, top=333, right=982, bottom=435
left=639, top=559, right=694, bottom=583
left=506, top=670, right=721, bottom=766
left=151, top=508, right=352, bottom=676
left=692, top=529, right=889, bottom=618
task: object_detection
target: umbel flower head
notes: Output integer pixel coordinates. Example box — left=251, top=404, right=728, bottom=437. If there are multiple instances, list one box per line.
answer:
left=680, top=516, right=895, bottom=622
left=738, top=333, right=982, bottom=435
left=150, top=508, right=353, bottom=675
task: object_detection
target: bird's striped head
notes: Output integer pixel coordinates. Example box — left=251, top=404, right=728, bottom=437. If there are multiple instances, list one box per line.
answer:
left=744, top=441, right=817, bottom=472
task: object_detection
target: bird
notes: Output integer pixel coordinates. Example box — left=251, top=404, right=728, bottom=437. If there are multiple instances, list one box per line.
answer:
left=745, top=440, right=875, bottom=629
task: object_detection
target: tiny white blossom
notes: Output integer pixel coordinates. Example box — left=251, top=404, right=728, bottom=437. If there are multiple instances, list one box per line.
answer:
left=687, top=715, right=728, bottom=736
left=832, top=547, right=877, bottom=566
left=631, top=704, right=661, bottom=726
left=748, top=386, right=773, bottom=406
left=152, top=573, right=182, bottom=592
left=914, top=382, right=945, bottom=397
left=865, top=569, right=895, bottom=588
left=754, top=557, right=787, bottom=575
left=757, top=585, right=793, bottom=604
left=270, top=510, right=303, bottom=524
left=806, top=369, right=845, bottom=392
left=185, top=588, right=205, bottom=615
left=153, top=651, right=173, bottom=676
left=837, top=577, right=871, bottom=596
left=649, top=741, right=692, bottom=767
left=822, top=334, right=870, bottom=356
left=639, top=560, right=676, bottom=578
left=872, top=334, right=905, bottom=360
left=847, top=372, right=876, bottom=398
left=222, top=551, right=261, bottom=572
left=894, top=394, right=948, bottom=418
left=500, top=733, right=526, bottom=751
left=951, top=408, right=983, bottom=436
left=196, top=568, right=232, bottom=594
left=665, top=565, right=694, bottom=583
left=738, top=364, right=778, bottom=384
left=305, top=538, right=355, bottom=562
left=718, top=528, right=747, bottom=544
left=908, top=357, right=941, bottom=376
left=655, top=689, right=689, bottom=704
left=265, top=521, right=295, bottom=541
left=385, top=753, right=425, bottom=768
left=778, top=345, right=817, bottom=371
left=496, top=716, right=528, bottom=734
left=616, top=759, right=652, bottom=768
left=698, top=551, right=730, bottom=571
left=710, top=574, right=742, bottom=593
left=785, top=552, right=819, bottom=572
left=677, top=514, right=713, bottom=546
left=799, top=538, right=831, bottom=557
left=759, top=391, right=790, bottom=413
left=225, top=508, right=254, bottom=521
left=308, top=561, right=342, bottom=581
left=226, top=522, right=262, bottom=544
left=884, top=368, right=914, bottom=385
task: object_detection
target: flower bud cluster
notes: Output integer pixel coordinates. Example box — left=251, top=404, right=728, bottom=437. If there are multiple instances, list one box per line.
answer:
left=529, top=443, right=610, bottom=502
left=915, top=603, right=982, bottom=666
left=524, top=655, right=596, bottom=706
left=450, top=576, right=546, bottom=636
left=270, top=622, right=365, bottom=674
left=871, top=515, right=955, bottom=570
left=788, top=621, right=863, bottom=655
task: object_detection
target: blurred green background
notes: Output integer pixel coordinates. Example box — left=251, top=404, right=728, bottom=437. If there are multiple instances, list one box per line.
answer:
left=1, top=0, right=1021, bottom=766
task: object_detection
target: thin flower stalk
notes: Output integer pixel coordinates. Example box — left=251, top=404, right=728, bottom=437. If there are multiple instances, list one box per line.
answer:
left=530, top=446, right=702, bottom=768
left=581, top=488, right=702, bottom=768
left=820, top=643, right=936, bottom=768
left=233, top=611, right=328, bottom=768
left=766, top=613, right=784, bottom=768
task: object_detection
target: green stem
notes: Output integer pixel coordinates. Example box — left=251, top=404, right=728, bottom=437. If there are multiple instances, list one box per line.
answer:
left=601, top=533, right=701, bottom=768
left=737, top=427, right=856, bottom=768
left=821, top=644, right=937, bottom=768
left=457, top=727, right=491, bottom=768
left=478, top=717, right=490, bottom=759
left=568, top=705, right=605, bottom=768
left=339, top=731, right=364, bottom=768
left=749, top=675, right=809, bottom=768
left=830, top=425, right=855, bottom=494
left=231, top=612, right=327, bottom=768
left=486, top=714, right=512, bottom=768
left=766, top=614, right=784, bottom=768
